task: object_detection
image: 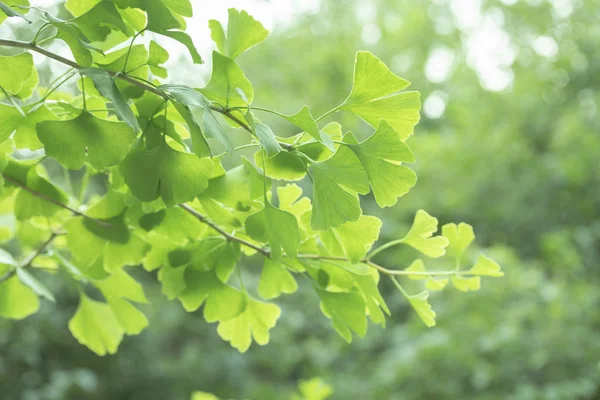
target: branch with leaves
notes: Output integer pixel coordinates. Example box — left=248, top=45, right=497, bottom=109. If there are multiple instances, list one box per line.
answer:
left=0, top=2, right=503, bottom=355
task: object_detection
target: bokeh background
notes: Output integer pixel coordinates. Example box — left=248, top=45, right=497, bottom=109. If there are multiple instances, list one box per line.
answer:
left=1, top=0, right=600, bottom=399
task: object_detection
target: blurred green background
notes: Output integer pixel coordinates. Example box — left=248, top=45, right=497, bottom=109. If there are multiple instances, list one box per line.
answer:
left=1, top=0, right=600, bottom=399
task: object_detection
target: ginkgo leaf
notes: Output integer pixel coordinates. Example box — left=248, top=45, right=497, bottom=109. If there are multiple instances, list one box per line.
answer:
left=442, top=222, right=475, bottom=262
left=426, top=278, right=449, bottom=291
left=37, top=111, right=137, bottom=170
left=178, top=269, right=246, bottom=322
left=148, top=40, right=169, bottom=66
left=16, top=268, right=55, bottom=302
left=94, top=268, right=149, bottom=304
left=245, top=199, right=299, bottom=260
left=404, top=259, right=427, bottom=279
left=258, top=258, right=298, bottom=300
left=451, top=276, right=481, bottom=292
left=320, top=215, right=382, bottom=263
left=0, top=0, right=31, bottom=24
left=4, top=159, right=68, bottom=220
left=0, top=53, right=36, bottom=95
left=204, top=157, right=266, bottom=209
left=340, top=51, right=421, bottom=141
left=255, top=123, right=281, bottom=158
left=354, top=273, right=390, bottom=327
left=68, top=294, right=125, bottom=355
left=345, top=122, right=416, bottom=207
left=295, top=378, right=334, bottom=400
left=469, top=255, right=504, bottom=277
left=284, top=106, right=334, bottom=150
left=199, top=52, right=253, bottom=108
left=209, top=8, right=269, bottom=59
left=0, top=275, right=40, bottom=319
left=405, top=290, right=436, bottom=327
left=216, top=295, right=281, bottom=352
left=0, top=104, right=58, bottom=150
left=108, top=297, right=149, bottom=335
left=120, top=138, right=215, bottom=206
left=171, top=101, right=211, bottom=158
left=401, top=210, right=449, bottom=258
left=203, top=105, right=234, bottom=155
left=318, top=290, right=368, bottom=343
left=80, top=68, right=141, bottom=131
left=158, top=30, right=203, bottom=64
left=310, top=145, right=369, bottom=231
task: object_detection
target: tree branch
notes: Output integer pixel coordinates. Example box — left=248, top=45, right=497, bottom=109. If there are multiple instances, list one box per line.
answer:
left=179, top=204, right=466, bottom=278
left=0, top=232, right=59, bottom=285
left=3, top=175, right=110, bottom=227
left=0, top=39, right=295, bottom=151
left=178, top=204, right=270, bottom=257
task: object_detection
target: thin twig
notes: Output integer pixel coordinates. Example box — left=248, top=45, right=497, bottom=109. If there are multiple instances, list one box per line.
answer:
left=3, top=175, right=110, bottom=227
left=0, top=232, right=59, bottom=285
left=178, top=203, right=270, bottom=257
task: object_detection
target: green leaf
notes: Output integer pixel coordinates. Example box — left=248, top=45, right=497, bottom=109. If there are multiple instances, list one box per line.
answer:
left=320, top=215, right=382, bottom=263
left=258, top=258, right=298, bottom=300
left=340, top=52, right=421, bottom=141
left=148, top=40, right=169, bottom=66
left=171, top=101, right=211, bottom=157
left=284, top=106, right=334, bottom=151
left=245, top=199, right=300, bottom=260
left=209, top=8, right=268, bottom=59
left=53, top=23, right=100, bottom=67
left=0, top=0, right=31, bottom=23
left=204, top=157, right=265, bottom=210
left=9, top=105, right=58, bottom=150
left=161, top=0, right=192, bottom=17
left=451, top=276, right=481, bottom=292
left=255, top=123, right=281, bottom=158
left=310, top=146, right=369, bottom=231
left=0, top=275, right=39, bottom=319
left=401, top=210, right=449, bottom=258
left=108, top=297, right=149, bottom=335
left=16, top=268, right=55, bottom=302
left=442, top=222, right=475, bottom=263
left=469, top=255, right=504, bottom=277
left=36, top=111, right=136, bottom=170
left=68, top=294, right=124, bottom=355
left=74, top=2, right=132, bottom=42
left=404, top=259, right=426, bottom=278
left=178, top=269, right=246, bottom=321
left=425, top=278, right=449, bottom=291
left=199, top=52, right=253, bottom=108
left=0, top=53, right=36, bottom=95
left=158, top=30, right=203, bottom=64
left=318, top=290, right=367, bottom=342
left=94, top=268, right=149, bottom=304
left=79, top=68, right=141, bottom=131
left=216, top=295, right=281, bottom=352
left=405, top=290, right=436, bottom=327
left=120, top=138, right=215, bottom=206
left=345, top=121, right=416, bottom=207
left=295, top=378, right=334, bottom=400
left=354, top=273, right=390, bottom=327
left=4, top=160, right=68, bottom=220
left=203, top=105, right=233, bottom=155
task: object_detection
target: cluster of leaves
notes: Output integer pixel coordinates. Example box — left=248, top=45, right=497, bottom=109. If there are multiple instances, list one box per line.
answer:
left=193, top=377, right=333, bottom=400
left=0, top=1, right=502, bottom=354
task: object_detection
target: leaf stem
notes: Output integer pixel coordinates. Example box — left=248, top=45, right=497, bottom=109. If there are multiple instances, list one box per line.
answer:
left=315, top=105, right=340, bottom=122
left=122, top=30, right=145, bottom=74
left=366, top=238, right=406, bottom=260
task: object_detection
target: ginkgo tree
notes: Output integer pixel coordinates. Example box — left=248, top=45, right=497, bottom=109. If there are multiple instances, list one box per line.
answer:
left=0, top=1, right=503, bottom=354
